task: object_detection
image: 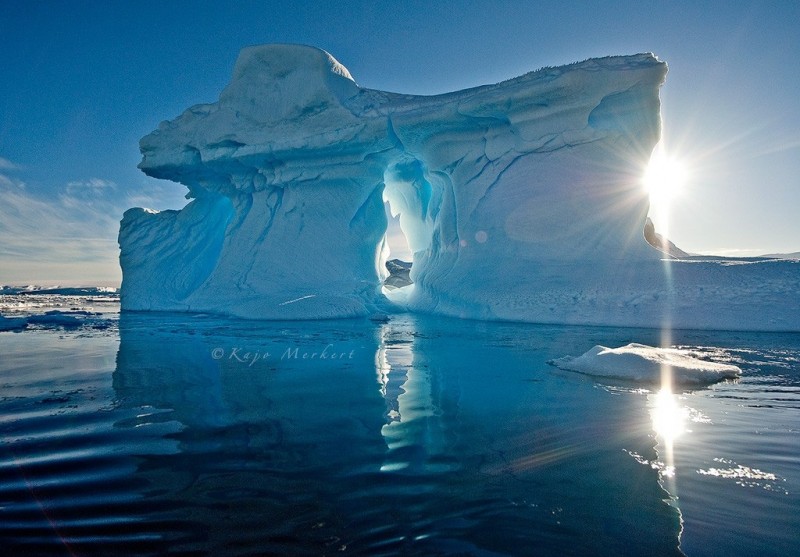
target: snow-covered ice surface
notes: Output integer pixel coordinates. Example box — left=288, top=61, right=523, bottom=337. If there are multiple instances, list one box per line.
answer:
left=1, top=310, right=798, bottom=555
left=0, top=285, right=118, bottom=296
left=550, top=343, right=742, bottom=386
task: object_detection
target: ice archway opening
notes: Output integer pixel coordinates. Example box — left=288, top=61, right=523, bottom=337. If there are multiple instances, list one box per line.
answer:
left=378, top=158, right=442, bottom=302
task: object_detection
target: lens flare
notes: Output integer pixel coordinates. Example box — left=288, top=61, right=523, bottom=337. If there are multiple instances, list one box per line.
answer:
left=643, top=147, right=688, bottom=241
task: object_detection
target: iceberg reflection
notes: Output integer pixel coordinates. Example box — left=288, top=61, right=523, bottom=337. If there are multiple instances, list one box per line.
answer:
left=109, top=312, right=682, bottom=555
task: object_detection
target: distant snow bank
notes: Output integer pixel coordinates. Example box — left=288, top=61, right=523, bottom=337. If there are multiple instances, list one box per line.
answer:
left=0, top=286, right=119, bottom=296
left=549, top=343, right=742, bottom=386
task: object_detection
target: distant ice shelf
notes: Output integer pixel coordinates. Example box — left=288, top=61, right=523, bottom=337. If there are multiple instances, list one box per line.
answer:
left=119, top=44, right=800, bottom=331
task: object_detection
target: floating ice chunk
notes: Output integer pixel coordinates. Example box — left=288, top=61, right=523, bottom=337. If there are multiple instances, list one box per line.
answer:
left=0, top=312, right=85, bottom=331
left=28, top=311, right=84, bottom=328
left=549, top=343, right=741, bottom=386
left=0, top=315, right=28, bottom=331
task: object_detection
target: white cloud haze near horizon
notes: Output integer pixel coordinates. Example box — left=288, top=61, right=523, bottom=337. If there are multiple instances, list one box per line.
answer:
left=0, top=164, right=187, bottom=286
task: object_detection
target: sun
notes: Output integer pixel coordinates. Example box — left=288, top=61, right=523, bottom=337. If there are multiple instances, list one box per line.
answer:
left=643, top=146, right=689, bottom=241
left=643, top=148, right=688, bottom=207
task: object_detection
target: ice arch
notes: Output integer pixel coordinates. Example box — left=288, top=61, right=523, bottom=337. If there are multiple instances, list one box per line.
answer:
left=382, top=159, right=439, bottom=257
left=119, top=44, right=800, bottom=330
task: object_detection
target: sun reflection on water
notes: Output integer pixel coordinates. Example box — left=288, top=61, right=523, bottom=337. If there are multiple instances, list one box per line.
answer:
left=651, top=386, right=687, bottom=443
left=650, top=374, right=689, bottom=490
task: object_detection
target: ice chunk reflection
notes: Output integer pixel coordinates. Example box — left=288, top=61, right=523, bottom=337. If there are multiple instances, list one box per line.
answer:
left=376, top=320, right=446, bottom=473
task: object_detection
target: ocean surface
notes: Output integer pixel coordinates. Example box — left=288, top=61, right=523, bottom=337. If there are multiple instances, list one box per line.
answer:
left=0, top=294, right=798, bottom=556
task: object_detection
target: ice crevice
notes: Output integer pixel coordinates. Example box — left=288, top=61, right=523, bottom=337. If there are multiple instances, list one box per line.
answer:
left=119, top=44, right=800, bottom=330
left=469, top=153, right=525, bottom=219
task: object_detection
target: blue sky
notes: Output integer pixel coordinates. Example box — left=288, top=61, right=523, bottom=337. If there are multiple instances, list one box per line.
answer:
left=1, top=0, right=798, bottom=284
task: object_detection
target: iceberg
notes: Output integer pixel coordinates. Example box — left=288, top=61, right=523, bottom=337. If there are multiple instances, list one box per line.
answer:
left=383, top=259, right=412, bottom=290
left=549, top=343, right=742, bottom=386
left=119, top=44, right=800, bottom=331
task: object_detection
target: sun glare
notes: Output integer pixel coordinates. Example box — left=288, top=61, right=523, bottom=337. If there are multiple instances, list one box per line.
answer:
left=643, top=149, right=687, bottom=207
left=643, top=147, right=688, bottom=242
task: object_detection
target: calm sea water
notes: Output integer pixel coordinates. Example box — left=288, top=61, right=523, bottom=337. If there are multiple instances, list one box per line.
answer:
left=0, top=299, right=798, bottom=556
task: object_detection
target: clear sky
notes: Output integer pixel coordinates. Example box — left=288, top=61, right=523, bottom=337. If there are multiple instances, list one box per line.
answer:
left=1, top=0, right=798, bottom=285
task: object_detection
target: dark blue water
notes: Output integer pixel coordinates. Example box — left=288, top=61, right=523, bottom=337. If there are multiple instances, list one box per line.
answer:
left=1, top=311, right=798, bottom=556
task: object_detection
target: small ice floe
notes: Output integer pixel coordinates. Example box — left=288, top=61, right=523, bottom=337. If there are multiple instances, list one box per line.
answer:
left=0, top=314, right=28, bottom=331
left=0, top=310, right=111, bottom=331
left=28, top=311, right=84, bottom=328
left=549, top=343, right=741, bottom=386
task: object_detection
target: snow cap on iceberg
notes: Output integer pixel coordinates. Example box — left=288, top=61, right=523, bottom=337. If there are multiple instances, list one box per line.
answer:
left=138, top=44, right=369, bottom=189
left=219, top=44, right=359, bottom=124
left=549, top=343, right=742, bottom=386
